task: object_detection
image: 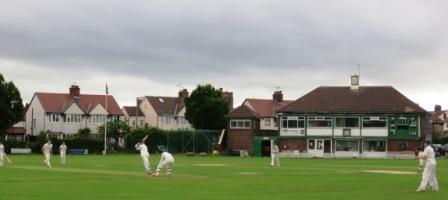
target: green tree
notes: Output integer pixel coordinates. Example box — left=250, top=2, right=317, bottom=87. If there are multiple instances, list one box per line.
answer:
left=185, top=84, right=229, bottom=130
left=0, top=73, right=24, bottom=141
left=98, top=120, right=131, bottom=149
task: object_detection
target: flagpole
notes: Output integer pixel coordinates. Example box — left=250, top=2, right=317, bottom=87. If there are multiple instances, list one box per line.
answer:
left=104, top=84, right=108, bottom=155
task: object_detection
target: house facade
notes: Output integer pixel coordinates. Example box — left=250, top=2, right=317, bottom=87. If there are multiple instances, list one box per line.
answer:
left=277, top=76, right=429, bottom=158
left=25, top=85, right=123, bottom=136
left=226, top=91, right=292, bottom=156
left=122, top=106, right=145, bottom=129
left=137, top=89, right=192, bottom=130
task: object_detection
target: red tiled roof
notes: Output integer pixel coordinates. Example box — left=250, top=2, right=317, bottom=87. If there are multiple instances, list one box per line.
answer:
left=122, top=106, right=145, bottom=116
left=279, top=86, right=427, bottom=114
left=245, top=99, right=293, bottom=117
left=429, top=114, right=444, bottom=124
left=225, top=105, right=260, bottom=118
left=145, top=96, right=184, bottom=116
left=6, top=127, right=26, bottom=135
left=35, top=93, right=123, bottom=115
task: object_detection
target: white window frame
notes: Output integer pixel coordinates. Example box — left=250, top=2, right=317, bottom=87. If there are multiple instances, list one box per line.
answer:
left=264, top=118, right=271, bottom=126
left=362, top=116, right=387, bottom=128
left=50, top=114, right=61, bottom=123
left=308, top=116, right=332, bottom=128
left=335, top=116, right=360, bottom=128
left=230, top=119, right=251, bottom=129
left=162, top=115, right=172, bottom=125
left=280, top=116, right=305, bottom=129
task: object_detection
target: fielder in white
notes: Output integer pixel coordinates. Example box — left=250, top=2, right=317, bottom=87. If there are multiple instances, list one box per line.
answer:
left=59, top=142, right=67, bottom=165
left=270, top=142, right=280, bottom=167
left=417, top=141, right=439, bottom=192
left=0, top=142, right=4, bottom=167
left=42, top=140, right=53, bottom=168
left=154, top=151, right=174, bottom=177
left=135, top=140, right=151, bottom=175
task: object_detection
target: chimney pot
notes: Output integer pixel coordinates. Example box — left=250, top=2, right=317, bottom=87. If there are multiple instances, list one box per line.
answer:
left=69, top=85, right=80, bottom=97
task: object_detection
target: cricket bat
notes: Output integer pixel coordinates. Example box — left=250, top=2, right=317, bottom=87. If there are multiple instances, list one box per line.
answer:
left=142, top=134, right=149, bottom=142
left=4, top=153, right=12, bottom=164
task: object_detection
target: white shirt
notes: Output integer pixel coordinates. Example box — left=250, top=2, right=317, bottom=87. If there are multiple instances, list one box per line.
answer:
left=59, top=144, right=67, bottom=155
left=160, top=152, right=174, bottom=164
left=423, top=146, right=436, bottom=165
left=135, top=143, right=149, bottom=157
left=42, top=143, right=53, bottom=154
left=271, top=145, right=279, bottom=154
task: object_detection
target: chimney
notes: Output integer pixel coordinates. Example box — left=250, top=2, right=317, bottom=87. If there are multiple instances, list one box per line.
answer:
left=273, top=91, right=283, bottom=102
left=69, top=85, right=80, bottom=97
left=435, top=105, right=442, bottom=112
left=178, top=89, right=189, bottom=101
left=350, top=75, right=359, bottom=91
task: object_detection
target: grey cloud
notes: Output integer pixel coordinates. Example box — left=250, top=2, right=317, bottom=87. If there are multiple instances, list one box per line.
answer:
left=1, top=0, right=448, bottom=110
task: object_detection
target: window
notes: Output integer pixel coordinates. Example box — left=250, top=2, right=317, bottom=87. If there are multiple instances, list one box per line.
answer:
left=64, top=114, right=81, bottom=123
left=335, top=117, right=359, bottom=128
left=308, top=140, right=315, bottom=150
left=140, top=120, right=144, bottom=126
left=362, top=140, right=386, bottom=152
left=336, top=140, right=359, bottom=152
left=176, top=117, right=189, bottom=125
left=132, top=120, right=136, bottom=126
left=308, top=116, right=332, bottom=128
left=50, top=114, right=61, bottom=123
left=362, top=116, right=387, bottom=128
left=162, top=115, right=172, bottom=125
left=88, top=114, right=105, bottom=124
left=230, top=120, right=251, bottom=129
left=112, top=115, right=118, bottom=122
left=264, top=118, right=271, bottom=126
left=280, top=116, right=305, bottom=129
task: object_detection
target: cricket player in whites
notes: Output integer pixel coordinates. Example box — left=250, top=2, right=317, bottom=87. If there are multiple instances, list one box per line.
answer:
left=270, top=141, right=280, bottom=167
left=154, top=151, right=174, bottom=177
left=0, top=142, right=4, bottom=167
left=42, top=139, right=53, bottom=168
left=59, top=142, right=67, bottom=165
left=417, top=141, right=439, bottom=192
left=135, top=135, right=151, bottom=175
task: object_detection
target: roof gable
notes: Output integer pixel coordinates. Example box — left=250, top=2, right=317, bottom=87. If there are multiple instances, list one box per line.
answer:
left=279, top=86, right=427, bottom=114
left=122, top=106, right=144, bottom=116
left=35, top=93, right=123, bottom=115
left=225, top=104, right=260, bottom=118
left=245, top=99, right=293, bottom=117
left=145, top=96, right=184, bottom=116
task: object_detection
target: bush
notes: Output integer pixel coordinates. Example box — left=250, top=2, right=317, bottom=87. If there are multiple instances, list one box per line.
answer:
left=3, top=140, right=27, bottom=153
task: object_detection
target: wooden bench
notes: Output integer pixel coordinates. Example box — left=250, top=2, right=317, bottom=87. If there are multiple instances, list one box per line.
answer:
left=10, top=148, right=32, bottom=155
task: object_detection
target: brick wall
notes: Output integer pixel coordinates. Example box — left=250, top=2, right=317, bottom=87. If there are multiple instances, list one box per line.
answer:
left=278, top=139, right=307, bottom=152
left=388, top=140, right=421, bottom=152
left=227, top=129, right=255, bottom=151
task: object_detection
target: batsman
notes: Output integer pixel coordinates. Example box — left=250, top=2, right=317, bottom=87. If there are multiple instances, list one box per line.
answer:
left=135, top=135, right=151, bottom=175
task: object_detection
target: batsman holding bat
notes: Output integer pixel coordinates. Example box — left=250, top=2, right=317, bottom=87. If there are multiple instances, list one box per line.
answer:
left=135, top=135, right=151, bottom=175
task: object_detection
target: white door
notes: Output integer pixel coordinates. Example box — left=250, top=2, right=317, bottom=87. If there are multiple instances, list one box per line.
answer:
left=308, top=139, right=324, bottom=157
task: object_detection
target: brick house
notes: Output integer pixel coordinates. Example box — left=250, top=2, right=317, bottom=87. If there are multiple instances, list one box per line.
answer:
left=277, top=75, right=429, bottom=158
left=225, top=91, right=292, bottom=156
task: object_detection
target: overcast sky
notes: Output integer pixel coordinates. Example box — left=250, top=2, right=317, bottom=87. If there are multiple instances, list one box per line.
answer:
left=1, top=0, right=448, bottom=111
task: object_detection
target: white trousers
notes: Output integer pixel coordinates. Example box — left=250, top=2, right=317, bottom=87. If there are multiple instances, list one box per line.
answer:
left=418, top=163, right=439, bottom=191
left=44, top=153, right=51, bottom=167
left=271, top=153, right=280, bottom=166
left=0, top=154, right=4, bottom=166
left=141, top=155, right=150, bottom=172
left=156, top=160, right=174, bottom=175
left=60, top=153, right=66, bottom=165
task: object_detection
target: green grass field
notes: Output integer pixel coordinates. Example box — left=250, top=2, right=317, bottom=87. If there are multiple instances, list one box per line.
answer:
left=0, top=154, right=446, bottom=200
